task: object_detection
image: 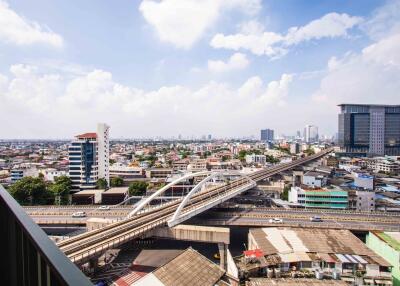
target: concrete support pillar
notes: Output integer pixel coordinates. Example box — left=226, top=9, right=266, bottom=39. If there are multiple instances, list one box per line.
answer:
left=218, top=243, right=227, bottom=270
left=88, top=257, right=99, bottom=271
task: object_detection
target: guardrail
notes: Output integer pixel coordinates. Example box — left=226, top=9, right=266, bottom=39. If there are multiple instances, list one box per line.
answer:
left=197, top=219, right=400, bottom=232
left=0, top=185, right=92, bottom=286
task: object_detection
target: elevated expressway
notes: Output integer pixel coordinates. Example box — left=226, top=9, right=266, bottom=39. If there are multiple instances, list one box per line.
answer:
left=39, top=149, right=332, bottom=265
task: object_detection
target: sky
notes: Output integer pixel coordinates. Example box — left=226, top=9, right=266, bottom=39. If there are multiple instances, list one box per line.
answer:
left=0, top=0, right=400, bottom=139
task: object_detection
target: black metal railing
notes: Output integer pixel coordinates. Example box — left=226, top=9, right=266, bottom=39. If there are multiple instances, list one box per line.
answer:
left=0, top=185, right=92, bottom=286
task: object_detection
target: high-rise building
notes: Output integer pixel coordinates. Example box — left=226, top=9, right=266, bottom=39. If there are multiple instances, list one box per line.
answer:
left=68, top=123, right=110, bottom=191
left=304, top=125, right=318, bottom=143
left=97, top=123, right=110, bottom=186
left=338, top=104, right=400, bottom=156
left=260, top=129, right=274, bottom=141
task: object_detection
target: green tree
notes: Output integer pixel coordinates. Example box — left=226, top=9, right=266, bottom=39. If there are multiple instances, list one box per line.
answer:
left=238, top=150, right=247, bottom=161
left=304, top=148, right=315, bottom=156
left=9, top=176, right=53, bottom=205
left=128, top=181, right=148, bottom=196
left=96, top=178, right=108, bottom=190
left=265, top=155, right=279, bottom=164
left=281, top=186, right=290, bottom=201
left=49, top=175, right=71, bottom=205
left=110, top=176, right=124, bottom=187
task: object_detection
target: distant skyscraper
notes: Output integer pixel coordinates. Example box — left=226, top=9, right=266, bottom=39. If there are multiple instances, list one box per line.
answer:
left=304, top=125, right=318, bottom=143
left=260, top=129, right=274, bottom=141
left=207, top=134, right=212, bottom=140
left=68, top=123, right=110, bottom=191
left=338, top=104, right=400, bottom=155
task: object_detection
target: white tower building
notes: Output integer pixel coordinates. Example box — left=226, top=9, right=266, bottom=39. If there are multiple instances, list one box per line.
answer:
left=97, top=123, right=110, bottom=186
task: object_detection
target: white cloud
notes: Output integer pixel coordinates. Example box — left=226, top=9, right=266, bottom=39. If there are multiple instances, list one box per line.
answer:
left=285, top=13, right=362, bottom=45
left=0, top=1, right=63, bottom=47
left=208, top=53, right=249, bottom=72
left=311, top=31, right=400, bottom=119
left=361, top=0, right=400, bottom=41
left=0, top=63, right=295, bottom=138
left=210, top=13, right=362, bottom=58
left=139, top=0, right=261, bottom=49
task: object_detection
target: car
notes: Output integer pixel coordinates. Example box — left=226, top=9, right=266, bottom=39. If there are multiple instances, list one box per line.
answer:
left=310, top=216, right=322, bottom=222
left=72, top=211, right=86, bottom=218
left=98, top=205, right=110, bottom=210
left=269, top=218, right=283, bottom=223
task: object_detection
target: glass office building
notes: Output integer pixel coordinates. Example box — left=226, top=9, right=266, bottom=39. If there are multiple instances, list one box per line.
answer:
left=338, top=104, right=400, bottom=156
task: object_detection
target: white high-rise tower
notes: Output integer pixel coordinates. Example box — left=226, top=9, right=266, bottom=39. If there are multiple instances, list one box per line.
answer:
left=97, top=123, right=110, bottom=186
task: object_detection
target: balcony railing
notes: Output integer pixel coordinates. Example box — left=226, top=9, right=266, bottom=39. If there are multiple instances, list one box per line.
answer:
left=0, top=184, right=92, bottom=286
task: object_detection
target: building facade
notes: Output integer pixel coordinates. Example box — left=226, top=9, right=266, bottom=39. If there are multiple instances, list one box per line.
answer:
left=367, top=231, right=400, bottom=286
left=338, top=104, right=400, bottom=156
left=245, top=154, right=266, bottom=165
left=260, top=129, right=274, bottom=142
left=68, top=123, right=110, bottom=191
left=304, top=125, right=319, bottom=143
left=289, top=185, right=348, bottom=209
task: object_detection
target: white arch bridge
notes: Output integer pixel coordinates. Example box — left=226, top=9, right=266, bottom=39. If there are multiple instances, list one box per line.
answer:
left=125, top=170, right=256, bottom=227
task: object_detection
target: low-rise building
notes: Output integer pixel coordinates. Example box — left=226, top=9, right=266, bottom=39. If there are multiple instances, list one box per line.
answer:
left=71, top=189, right=105, bottom=204
left=352, top=172, right=374, bottom=190
left=171, top=159, right=190, bottom=171
left=289, top=143, right=300, bottom=155
left=39, top=168, right=67, bottom=182
left=146, top=168, right=173, bottom=179
left=303, top=171, right=327, bottom=188
left=110, top=163, right=144, bottom=179
left=101, top=187, right=129, bottom=204
left=355, top=190, right=375, bottom=212
left=245, top=227, right=392, bottom=285
left=289, top=185, right=348, bottom=209
left=246, top=154, right=266, bottom=165
left=323, top=156, right=339, bottom=167
left=11, top=166, right=39, bottom=183
left=187, top=159, right=207, bottom=172
left=367, top=231, right=400, bottom=286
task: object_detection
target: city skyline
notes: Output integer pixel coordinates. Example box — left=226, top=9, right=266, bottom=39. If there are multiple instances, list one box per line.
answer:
left=0, top=0, right=399, bottom=139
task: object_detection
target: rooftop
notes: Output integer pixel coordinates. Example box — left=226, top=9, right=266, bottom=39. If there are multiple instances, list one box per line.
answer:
left=102, top=187, right=129, bottom=194
left=134, top=248, right=225, bottom=286
left=249, top=227, right=390, bottom=267
left=338, top=104, right=400, bottom=107
left=75, top=132, right=97, bottom=139
left=247, top=278, right=348, bottom=286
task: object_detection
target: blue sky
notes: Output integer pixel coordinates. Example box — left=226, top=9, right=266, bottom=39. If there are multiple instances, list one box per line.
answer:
left=0, top=0, right=399, bottom=139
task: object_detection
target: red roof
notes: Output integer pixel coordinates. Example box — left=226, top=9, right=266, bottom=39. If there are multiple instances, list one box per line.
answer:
left=75, top=132, right=97, bottom=139
left=244, top=249, right=264, bottom=258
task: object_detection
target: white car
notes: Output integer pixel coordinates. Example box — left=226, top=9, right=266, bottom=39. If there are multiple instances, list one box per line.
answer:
left=72, top=211, right=86, bottom=218
left=310, top=216, right=323, bottom=222
left=269, top=218, right=283, bottom=223
left=98, top=205, right=110, bottom=211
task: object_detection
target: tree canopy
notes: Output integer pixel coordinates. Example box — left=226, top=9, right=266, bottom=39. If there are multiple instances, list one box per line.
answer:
left=128, top=181, right=148, bottom=196
left=96, top=178, right=108, bottom=190
left=8, top=176, right=53, bottom=205
left=110, top=176, right=124, bottom=187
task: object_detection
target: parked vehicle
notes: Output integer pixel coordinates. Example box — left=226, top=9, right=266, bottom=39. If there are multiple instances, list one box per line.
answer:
left=98, top=205, right=110, bottom=211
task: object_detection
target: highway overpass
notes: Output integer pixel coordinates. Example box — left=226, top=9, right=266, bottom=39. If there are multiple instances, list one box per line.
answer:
left=33, top=149, right=333, bottom=265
